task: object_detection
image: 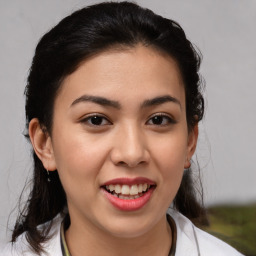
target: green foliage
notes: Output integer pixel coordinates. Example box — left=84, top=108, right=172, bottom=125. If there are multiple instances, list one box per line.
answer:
left=202, top=204, right=256, bottom=256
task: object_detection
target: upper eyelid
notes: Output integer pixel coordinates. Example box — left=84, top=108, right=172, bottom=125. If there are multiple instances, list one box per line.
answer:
left=79, top=112, right=175, bottom=123
left=80, top=113, right=109, bottom=119
left=80, top=113, right=112, bottom=123
left=147, top=113, right=177, bottom=124
left=148, top=112, right=175, bottom=119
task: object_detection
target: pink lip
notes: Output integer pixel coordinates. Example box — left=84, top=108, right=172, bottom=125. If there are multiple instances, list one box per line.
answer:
left=102, top=186, right=155, bottom=211
left=101, top=177, right=156, bottom=211
left=103, top=177, right=155, bottom=186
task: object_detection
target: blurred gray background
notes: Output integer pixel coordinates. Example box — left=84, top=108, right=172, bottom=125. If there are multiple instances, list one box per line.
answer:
left=0, top=0, right=255, bottom=245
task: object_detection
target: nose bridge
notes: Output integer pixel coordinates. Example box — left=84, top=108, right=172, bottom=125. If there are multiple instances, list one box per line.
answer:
left=125, top=122, right=143, bottom=153
left=111, top=121, right=148, bottom=167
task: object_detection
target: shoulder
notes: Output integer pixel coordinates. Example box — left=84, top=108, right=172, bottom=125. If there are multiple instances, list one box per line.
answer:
left=193, top=226, right=243, bottom=255
left=0, top=215, right=63, bottom=256
left=167, top=208, right=244, bottom=256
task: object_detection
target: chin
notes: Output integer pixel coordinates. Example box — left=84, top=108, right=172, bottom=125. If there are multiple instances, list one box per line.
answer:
left=109, top=226, right=151, bottom=239
left=99, top=215, right=157, bottom=239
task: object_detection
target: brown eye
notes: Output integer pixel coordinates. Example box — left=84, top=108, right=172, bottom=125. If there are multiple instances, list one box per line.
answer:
left=81, top=115, right=111, bottom=126
left=151, top=116, right=164, bottom=125
left=147, top=114, right=175, bottom=126
left=90, top=116, right=104, bottom=125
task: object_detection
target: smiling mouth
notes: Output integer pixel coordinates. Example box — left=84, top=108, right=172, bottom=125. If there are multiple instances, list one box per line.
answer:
left=102, top=184, right=156, bottom=200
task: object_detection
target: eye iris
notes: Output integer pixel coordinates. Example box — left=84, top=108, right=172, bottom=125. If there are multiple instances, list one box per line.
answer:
left=152, top=116, right=163, bottom=125
left=91, top=116, right=103, bottom=125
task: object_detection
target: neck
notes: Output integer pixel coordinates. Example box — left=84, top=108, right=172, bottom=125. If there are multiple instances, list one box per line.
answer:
left=65, top=214, right=172, bottom=256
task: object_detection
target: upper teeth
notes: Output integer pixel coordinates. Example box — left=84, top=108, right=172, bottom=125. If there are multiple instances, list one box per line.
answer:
left=106, top=184, right=149, bottom=195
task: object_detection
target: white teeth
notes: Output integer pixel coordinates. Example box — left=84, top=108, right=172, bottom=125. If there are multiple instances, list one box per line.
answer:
left=138, top=184, right=143, bottom=193
left=118, top=194, right=141, bottom=200
left=130, top=185, right=139, bottom=195
left=142, top=183, right=147, bottom=191
left=121, top=185, right=130, bottom=195
left=109, top=184, right=114, bottom=192
left=115, top=184, right=121, bottom=194
left=105, top=183, right=152, bottom=196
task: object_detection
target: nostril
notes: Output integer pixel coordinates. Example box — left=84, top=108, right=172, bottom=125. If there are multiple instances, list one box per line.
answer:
left=117, top=160, right=147, bottom=168
left=117, top=161, right=134, bottom=167
left=118, top=161, right=126, bottom=166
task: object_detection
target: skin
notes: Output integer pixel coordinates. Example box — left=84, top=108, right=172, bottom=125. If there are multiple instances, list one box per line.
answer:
left=29, top=45, right=198, bottom=256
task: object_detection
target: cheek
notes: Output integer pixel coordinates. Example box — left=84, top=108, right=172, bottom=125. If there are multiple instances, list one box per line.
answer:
left=51, top=132, right=109, bottom=198
left=151, top=131, right=188, bottom=172
left=150, top=132, right=187, bottom=201
left=155, top=143, right=185, bottom=188
left=53, top=126, right=107, bottom=168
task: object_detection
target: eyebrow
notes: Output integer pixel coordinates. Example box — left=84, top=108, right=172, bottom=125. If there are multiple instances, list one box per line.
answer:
left=141, top=95, right=181, bottom=109
left=70, top=94, right=181, bottom=109
left=71, top=95, right=121, bottom=109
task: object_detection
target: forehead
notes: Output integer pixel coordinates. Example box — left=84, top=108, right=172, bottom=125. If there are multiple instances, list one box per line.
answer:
left=56, top=45, right=185, bottom=108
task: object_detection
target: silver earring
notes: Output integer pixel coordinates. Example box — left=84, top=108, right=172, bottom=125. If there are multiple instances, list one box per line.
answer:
left=46, top=169, right=51, bottom=182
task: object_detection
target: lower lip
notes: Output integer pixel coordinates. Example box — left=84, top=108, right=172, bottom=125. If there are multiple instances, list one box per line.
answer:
left=102, top=187, right=155, bottom=211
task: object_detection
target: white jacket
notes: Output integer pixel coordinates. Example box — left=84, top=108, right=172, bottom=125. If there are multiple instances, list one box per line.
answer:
left=0, top=209, right=244, bottom=256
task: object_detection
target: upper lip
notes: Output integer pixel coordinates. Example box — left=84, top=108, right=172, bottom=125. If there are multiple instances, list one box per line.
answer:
left=102, top=177, right=156, bottom=186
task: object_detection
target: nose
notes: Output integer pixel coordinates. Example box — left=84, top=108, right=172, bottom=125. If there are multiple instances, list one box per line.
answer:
left=110, top=124, right=149, bottom=168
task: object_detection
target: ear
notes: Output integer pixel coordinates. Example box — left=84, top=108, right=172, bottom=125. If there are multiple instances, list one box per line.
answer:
left=29, top=118, right=56, bottom=171
left=184, top=123, right=198, bottom=169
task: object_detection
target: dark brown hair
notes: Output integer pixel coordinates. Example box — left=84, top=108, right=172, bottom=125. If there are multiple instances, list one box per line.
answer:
left=12, top=1, right=206, bottom=254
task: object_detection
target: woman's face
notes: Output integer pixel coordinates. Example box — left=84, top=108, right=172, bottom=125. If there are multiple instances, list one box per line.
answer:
left=47, top=45, right=197, bottom=237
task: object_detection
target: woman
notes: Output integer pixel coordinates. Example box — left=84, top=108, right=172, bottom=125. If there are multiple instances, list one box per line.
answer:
left=1, top=2, right=243, bottom=255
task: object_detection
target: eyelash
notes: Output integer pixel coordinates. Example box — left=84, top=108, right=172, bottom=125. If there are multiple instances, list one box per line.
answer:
left=146, top=113, right=176, bottom=126
left=80, top=114, right=112, bottom=126
left=80, top=113, right=176, bottom=127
